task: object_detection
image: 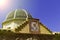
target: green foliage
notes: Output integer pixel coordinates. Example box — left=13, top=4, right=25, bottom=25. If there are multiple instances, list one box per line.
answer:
left=0, top=29, right=14, bottom=35
left=53, top=34, right=60, bottom=40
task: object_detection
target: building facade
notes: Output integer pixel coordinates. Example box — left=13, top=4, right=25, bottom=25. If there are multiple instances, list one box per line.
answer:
left=0, top=9, right=55, bottom=40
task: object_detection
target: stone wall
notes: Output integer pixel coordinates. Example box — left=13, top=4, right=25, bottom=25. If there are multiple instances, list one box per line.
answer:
left=0, top=32, right=54, bottom=40
left=0, top=30, right=54, bottom=40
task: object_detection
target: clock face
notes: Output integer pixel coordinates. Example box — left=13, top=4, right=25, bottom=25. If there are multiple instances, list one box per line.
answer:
left=30, top=22, right=39, bottom=32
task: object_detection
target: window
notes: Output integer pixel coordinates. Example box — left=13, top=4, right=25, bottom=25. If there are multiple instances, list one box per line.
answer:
left=16, top=37, right=19, bottom=40
left=27, top=38, right=32, bottom=40
left=7, top=27, right=11, bottom=29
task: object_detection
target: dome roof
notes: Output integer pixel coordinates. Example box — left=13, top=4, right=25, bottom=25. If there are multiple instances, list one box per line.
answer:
left=6, top=9, right=32, bottom=21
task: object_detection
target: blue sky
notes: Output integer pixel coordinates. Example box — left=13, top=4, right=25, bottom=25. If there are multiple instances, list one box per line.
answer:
left=0, top=0, right=60, bottom=32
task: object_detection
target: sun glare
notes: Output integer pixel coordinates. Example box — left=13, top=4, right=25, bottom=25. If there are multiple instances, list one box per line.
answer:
left=0, top=0, right=9, bottom=10
left=0, top=0, right=6, bottom=5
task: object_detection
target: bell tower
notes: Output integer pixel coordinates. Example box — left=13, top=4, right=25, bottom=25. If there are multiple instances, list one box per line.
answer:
left=2, top=9, right=32, bottom=31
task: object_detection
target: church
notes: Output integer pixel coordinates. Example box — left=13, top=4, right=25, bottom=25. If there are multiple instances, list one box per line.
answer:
left=0, top=9, right=54, bottom=40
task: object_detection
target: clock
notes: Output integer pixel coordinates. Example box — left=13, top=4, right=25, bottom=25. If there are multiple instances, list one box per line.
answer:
left=30, top=21, right=39, bottom=32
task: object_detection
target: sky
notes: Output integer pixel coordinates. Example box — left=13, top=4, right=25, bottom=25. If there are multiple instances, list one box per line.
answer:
left=0, top=0, right=60, bottom=32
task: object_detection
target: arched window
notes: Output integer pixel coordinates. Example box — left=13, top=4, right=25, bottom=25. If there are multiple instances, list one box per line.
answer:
left=16, top=37, right=19, bottom=40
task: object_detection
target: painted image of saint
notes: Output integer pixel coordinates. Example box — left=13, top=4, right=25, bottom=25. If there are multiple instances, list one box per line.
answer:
left=31, top=22, right=39, bottom=31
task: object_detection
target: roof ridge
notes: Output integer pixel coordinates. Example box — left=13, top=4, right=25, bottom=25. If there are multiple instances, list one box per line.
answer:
left=40, top=22, right=52, bottom=34
left=15, top=20, right=28, bottom=32
left=14, top=9, right=17, bottom=19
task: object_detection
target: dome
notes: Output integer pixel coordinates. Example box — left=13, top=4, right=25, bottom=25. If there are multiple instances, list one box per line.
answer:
left=6, top=9, right=32, bottom=21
